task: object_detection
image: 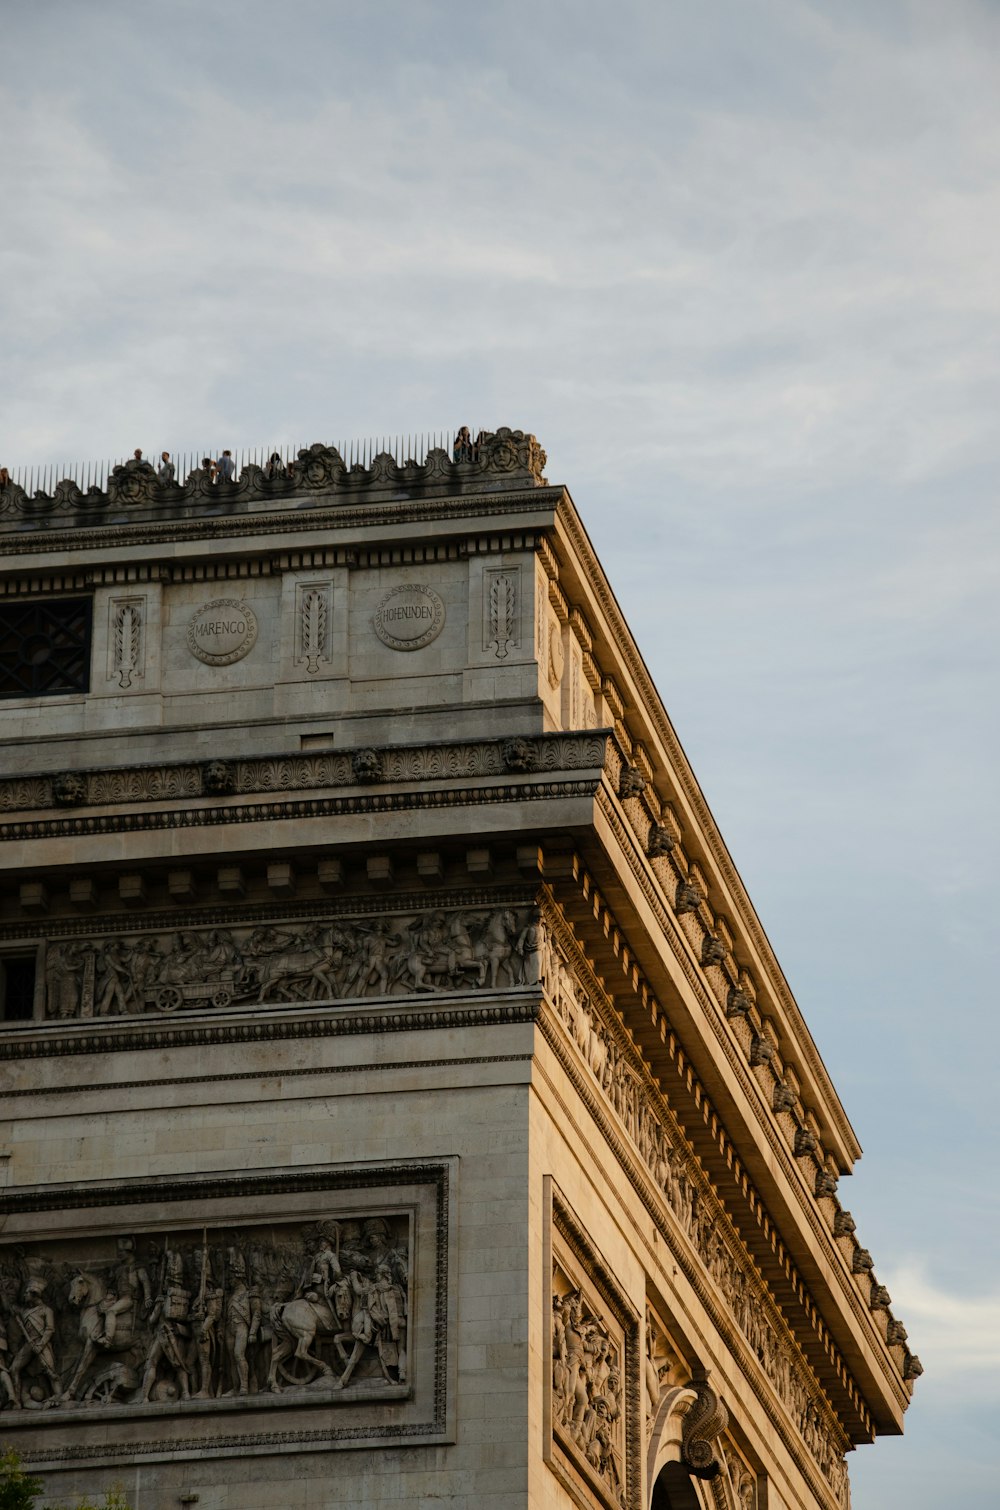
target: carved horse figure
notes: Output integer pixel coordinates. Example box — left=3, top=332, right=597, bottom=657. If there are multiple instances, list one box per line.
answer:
left=473, top=907, right=520, bottom=988
left=266, top=1279, right=354, bottom=1391
left=249, top=928, right=339, bottom=1003
left=63, top=1271, right=142, bottom=1403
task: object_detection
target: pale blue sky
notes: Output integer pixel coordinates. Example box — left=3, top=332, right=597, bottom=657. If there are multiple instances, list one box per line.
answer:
left=3, top=2, right=999, bottom=1503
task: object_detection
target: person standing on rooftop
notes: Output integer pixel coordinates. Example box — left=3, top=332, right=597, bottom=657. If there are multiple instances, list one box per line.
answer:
left=216, top=450, right=235, bottom=482
left=158, top=452, right=176, bottom=484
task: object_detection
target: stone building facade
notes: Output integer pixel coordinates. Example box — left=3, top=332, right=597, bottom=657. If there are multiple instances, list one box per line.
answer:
left=0, top=433, right=916, bottom=1508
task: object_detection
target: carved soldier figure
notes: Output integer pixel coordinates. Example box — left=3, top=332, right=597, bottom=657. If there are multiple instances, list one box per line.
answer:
left=94, top=940, right=134, bottom=1016
left=350, top=919, right=397, bottom=997
left=45, top=941, right=86, bottom=1019
left=10, top=1278, right=61, bottom=1406
left=359, top=1217, right=407, bottom=1287
left=0, top=1307, right=17, bottom=1408
left=129, top=935, right=164, bottom=997
left=367, top=1262, right=407, bottom=1382
left=141, top=1249, right=193, bottom=1401
left=93, top=1235, right=152, bottom=1347
left=297, top=1222, right=343, bottom=1307
left=515, top=917, right=545, bottom=985
left=223, top=1250, right=261, bottom=1396
left=191, top=1280, right=224, bottom=1399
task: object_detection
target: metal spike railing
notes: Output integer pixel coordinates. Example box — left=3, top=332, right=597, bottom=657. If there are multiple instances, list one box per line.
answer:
left=3, top=430, right=485, bottom=496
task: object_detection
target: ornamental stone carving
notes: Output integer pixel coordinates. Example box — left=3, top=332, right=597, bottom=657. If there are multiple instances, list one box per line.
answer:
left=726, top=986, right=751, bottom=1018
left=52, top=773, right=86, bottom=807
left=539, top=921, right=851, bottom=1501
left=501, top=737, right=536, bottom=773
left=618, top=767, right=646, bottom=800
left=772, top=1082, right=797, bottom=1113
left=0, top=1212, right=409, bottom=1413
left=701, top=936, right=727, bottom=968
left=186, top=599, right=258, bottom=667
left=551, top=1258, right=626, bottom=1507
left=475, top=426, right=547, bottom=485
left=749, top=1036, right=774, bottom=1067
left=372, top=585, right=445, bottom=652
left=647, top=824, right=676, bottom=859
left=680, top=1369, right=729, bottom=1480
left=351, top=748, right=384, bottom=784
left=38, top=905, right=533, bottom=1022
left=202, top=760, right=236, bottom=796
left=0, top=429, right=548, bottom=531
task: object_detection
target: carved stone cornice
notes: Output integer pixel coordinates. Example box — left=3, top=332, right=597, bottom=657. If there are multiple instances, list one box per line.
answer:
left=554, top=497, right=860, bottom=1165
left=0, top=776, right=598, bottom=845
left=0, top=733, right=609, bottom=817
left=586, top=789, right=911, bottom=1415
left=0, top=993, right=541, bottom=1065
left=535, top=1017, right=848, bottom=1510
left=534, top=909, right=854, bottom=1500
left=1, top=1051, right=533, bottom=1102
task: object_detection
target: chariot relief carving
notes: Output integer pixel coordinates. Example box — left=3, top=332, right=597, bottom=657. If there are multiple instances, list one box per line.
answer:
left=36, top=905, right=534, bottom=1022
left=0, top=1213, right=410, bottom=1414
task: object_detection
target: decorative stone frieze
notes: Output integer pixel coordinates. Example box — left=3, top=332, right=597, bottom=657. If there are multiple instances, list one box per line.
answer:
left=538, top=913, right=851, bottom=1500
left=0, top=732, right=609, bottom=816
left=29, top=903, right=535, bottom=1023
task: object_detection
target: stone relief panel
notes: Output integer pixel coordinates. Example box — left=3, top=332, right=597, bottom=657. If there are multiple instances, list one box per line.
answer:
left=483, top=567, right=520, bottom=661
left=552, top=1257, right=626, bottom=1508
left=37, top=904, right=536, bottom=1022
left=0, top=1212, right=410, bottom=1415
left=294, top=580, right=333, bottom=674
left=643, top=1304, right=683, bottom=1441
left=538, top=916, right=851, bottom=1507
left=107, top=596, right=145, bottom=690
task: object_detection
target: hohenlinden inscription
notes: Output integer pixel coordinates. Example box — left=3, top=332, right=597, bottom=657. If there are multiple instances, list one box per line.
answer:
left=373, top=585, right=445, bottom=652
left=186, top=599, right=259, bottom=666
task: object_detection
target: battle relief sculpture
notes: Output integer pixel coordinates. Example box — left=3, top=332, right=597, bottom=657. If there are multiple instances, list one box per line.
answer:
left=41, top=905, right=536, bottom=1020
left=551, top=1258, right=627, bottom=1509
left=0, top=1214, right=409, bottom=1413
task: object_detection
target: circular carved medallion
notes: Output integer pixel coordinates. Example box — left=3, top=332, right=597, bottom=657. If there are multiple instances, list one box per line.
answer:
left=373, top=584, right=446, bottom=651
left=186, top=599, right=258, bottom=666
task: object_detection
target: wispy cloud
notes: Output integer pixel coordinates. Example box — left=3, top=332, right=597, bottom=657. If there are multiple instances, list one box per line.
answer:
left=884, top=1264, right=1000, bottom=1380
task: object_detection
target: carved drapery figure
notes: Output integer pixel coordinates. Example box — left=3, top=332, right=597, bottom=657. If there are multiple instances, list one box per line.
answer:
left=10, top=1279, right=61, bottom=1407
left=551, top=1265, right=626, bottom=1507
